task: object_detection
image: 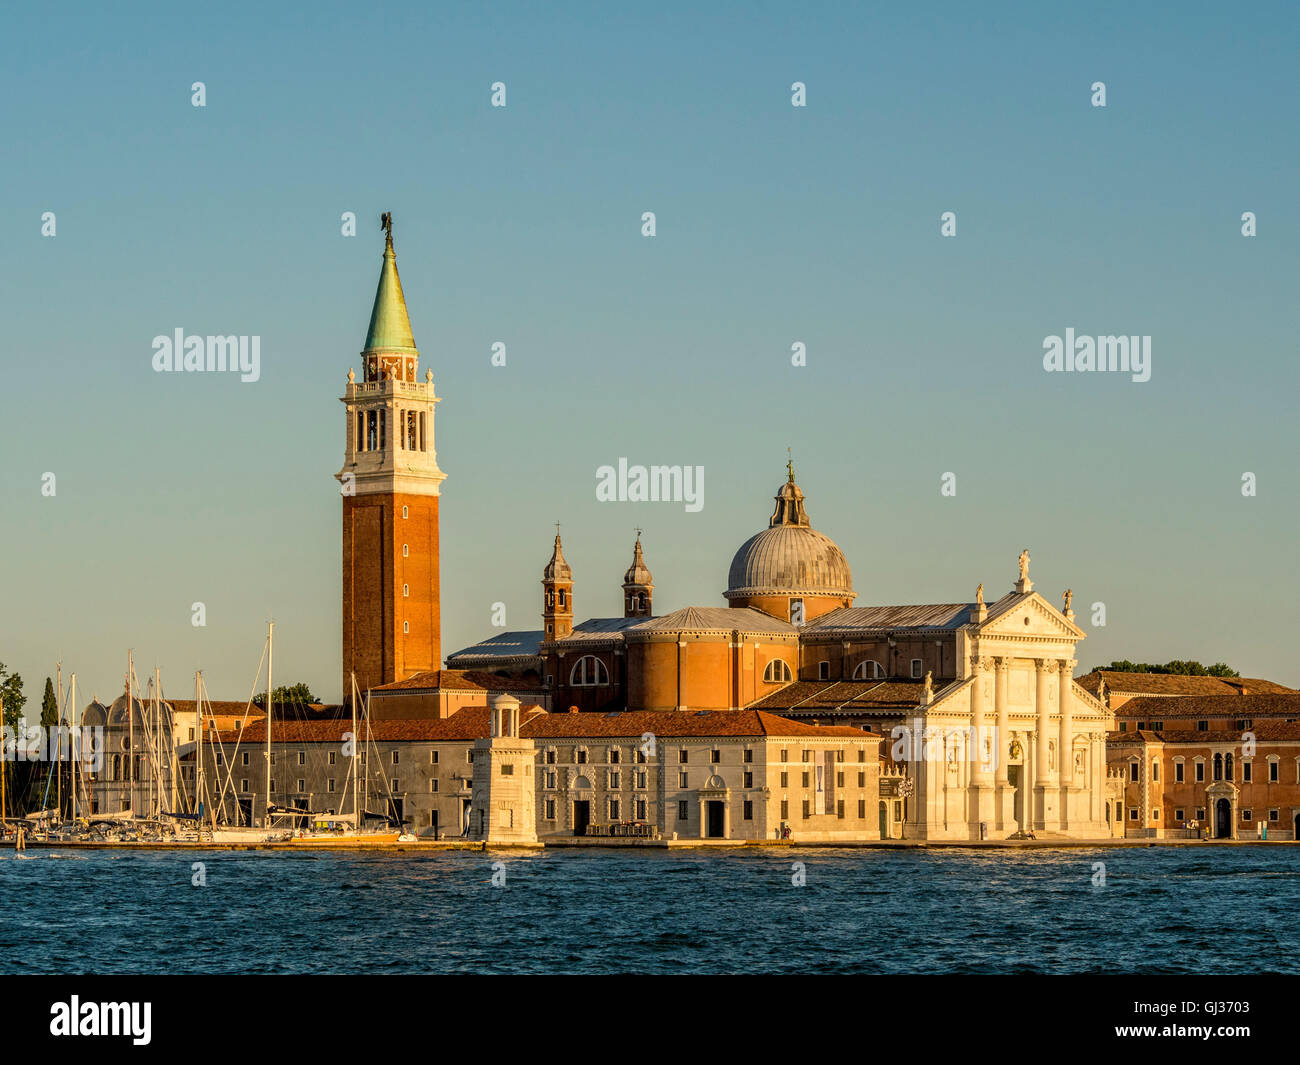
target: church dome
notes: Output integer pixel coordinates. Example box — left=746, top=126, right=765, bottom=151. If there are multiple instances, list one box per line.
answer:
left=724, top=467, right=854, bottom=601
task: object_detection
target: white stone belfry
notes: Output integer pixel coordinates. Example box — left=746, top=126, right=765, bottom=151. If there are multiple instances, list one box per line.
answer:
left=468, top=694, right=538, bottom=844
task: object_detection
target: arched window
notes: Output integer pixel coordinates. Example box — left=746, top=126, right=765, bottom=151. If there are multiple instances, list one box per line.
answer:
left=852, top=661, right=883, bottom=680
left=1213, top=753, right=1223, bottom=781
left=1224, top=753, right=1234, bottom=781
left=570, top=656, right=609, bottom=687
left=763, top=659, right=793, bottom=684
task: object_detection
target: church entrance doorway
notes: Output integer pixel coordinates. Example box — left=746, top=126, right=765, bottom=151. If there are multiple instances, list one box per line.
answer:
left=573, top=800, right=591, bottom=837
left=878, top=801, right=888, bottom=839
left=705, top=801, right=725, bottom=838
left=1215, top=798, right=1232, bottom=839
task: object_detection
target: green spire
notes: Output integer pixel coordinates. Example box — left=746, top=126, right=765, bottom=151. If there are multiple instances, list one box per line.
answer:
left=362, top=215, right=418, bottom=355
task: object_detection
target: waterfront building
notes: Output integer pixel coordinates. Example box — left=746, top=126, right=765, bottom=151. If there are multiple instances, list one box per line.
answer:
left=204, top=701, right=885, bottom=842
left=1107, top=693, right=1300, bottom=839
left=79, top=695, right=261, bottom=816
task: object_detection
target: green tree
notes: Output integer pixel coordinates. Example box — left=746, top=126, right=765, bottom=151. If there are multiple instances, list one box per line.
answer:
left=1101, top=659, right=1239, bottom=678
left=0, top=663, right=25, bottom=729
left=40, top=677, right=58, bottom=728
left=253, top=682, right=318, bottom=710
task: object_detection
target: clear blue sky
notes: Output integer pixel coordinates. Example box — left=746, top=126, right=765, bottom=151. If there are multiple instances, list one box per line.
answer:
left=2, top=0, right=1298, bottom=707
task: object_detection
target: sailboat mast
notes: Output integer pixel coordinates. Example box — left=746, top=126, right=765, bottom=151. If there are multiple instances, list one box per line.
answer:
left=195, top=671, right=202, bottom=827
left=265, top=621, right=273, bottom=827
left=56, top=662, right=63, bottom=816
left=69, top=674, right=77, bottom=823
left=350, top=674, right=358, bottom=825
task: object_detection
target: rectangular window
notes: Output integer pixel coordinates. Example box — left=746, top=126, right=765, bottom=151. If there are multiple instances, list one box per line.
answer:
left=1195, top=762, right=1205, bottom=782
left=636, top=798, right=647, bottom=820
left=242, top=751, right=249, bottom=766
left=780, top=748, right=789, bottom=762
left=610, top=748, right=621, bottom=764
left=327, top=779, right=336, bottom=793
left=1269, top=809, right=1279, bottom=821
left=802, top=799, right=810, bottom=819
left=836, top=799, right=845, bottom=819
left=636, top=750, right=647, bottom=764
left=743, top=771, right=753, bottom=788
left=545, top=749, right=555, bottom=764
left=431, top=750, right=439, bottom=764
left=609, top=799, right=620, bottom=820
left=802, top=771, right=810, bottom=788
left=1270, top=762, right=1279, bottom=782
left=679, top=772, right=688, bottom=788
left=240, top=779, right=249, bottom=793
left=711, top=749, right=720, bottom=764
left=546, top=771, right=556, bottom=789
left=743, top=748, right=753, bottom=763
left=1152, top=761, right=1159, bottom=782
left=296, top=779, right=305, bottom=792
left=1129, top=762, right=1139, bottom=782
left=1243, top=762, right=1252, bottom=782
left=679, top=749, right=689, bottom=764
left=1175, top=761, right=1184, bottom=783
left=858, top=771, right=866, bottom=787
left=1242, top=809, right=1253, bottom=821
left=818, top=661, right=829, bottom=680
left=545, top=799, right=555, bottom=820
left=1175, top=808, right=1184, bottom=822
left=636, top=771, right=646, bottom=789
left=801, top=749, right=810, bottom=763
left=391, top=751, right=399, bottom=765
left=1197, top=720, right=1208, bottom=731
left=780, top=799, right=789, bottom=820
left=431, top=779, right=438, bottom=793
left=577, top=749, right=588, bottom=764
left=911, top=659, right=923, bottom=678
left=1129, top=808, right=1138, bottom=820
left=743, top=800, right=753, bottom=820
left=390, top=778, right=399, bottom=792
left=609, top=771, right=619, bottom=789
left=857, top=799, right=866, bottom=819
left=677, top=801, right=689, bottom=820
left=780, top=771, right=788, bottom=787
left=836, top=771, right=845, bottom=788
left=501, top=764, right=514, bottom=776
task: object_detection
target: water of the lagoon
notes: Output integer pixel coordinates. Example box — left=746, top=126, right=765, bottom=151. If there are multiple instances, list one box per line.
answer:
left=0, top=846, right=1292, bottom=974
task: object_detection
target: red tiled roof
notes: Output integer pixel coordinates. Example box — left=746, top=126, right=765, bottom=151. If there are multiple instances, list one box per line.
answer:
left=215, top=705, right=547, bottom=744
left=1077, top=672, right=1243, bottom=697
left=520, top=709, right=866, bottom=740
left=749, top=679, right=925, bottom=712
left=1111, top=720, right=1300, bottom=743
left=1117, top=694, right=1300, bottom=719
left=371, top=669, right=535, bottom=692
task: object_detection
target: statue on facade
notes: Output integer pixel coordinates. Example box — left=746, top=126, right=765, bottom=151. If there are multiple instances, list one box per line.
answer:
left=1063, top=588, right=1073, bottom=613
left=976, top=582, right=984, bottom=607
left=1018, top=549, right=1030, bottom=581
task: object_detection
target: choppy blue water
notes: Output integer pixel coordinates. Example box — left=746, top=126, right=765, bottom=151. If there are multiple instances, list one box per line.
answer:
left=1, top=845, right=1295, bottom=974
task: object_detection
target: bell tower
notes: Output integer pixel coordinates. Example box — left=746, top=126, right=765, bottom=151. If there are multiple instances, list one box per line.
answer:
left=622, top=533, right=653, bottom=618
left=337, top=215, right=446, bottom=700
left=542, top=531, right=574, bottom=639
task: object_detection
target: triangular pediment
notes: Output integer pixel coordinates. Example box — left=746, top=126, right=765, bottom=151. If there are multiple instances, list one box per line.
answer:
left=976, top=592, right=1085, bottom=640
